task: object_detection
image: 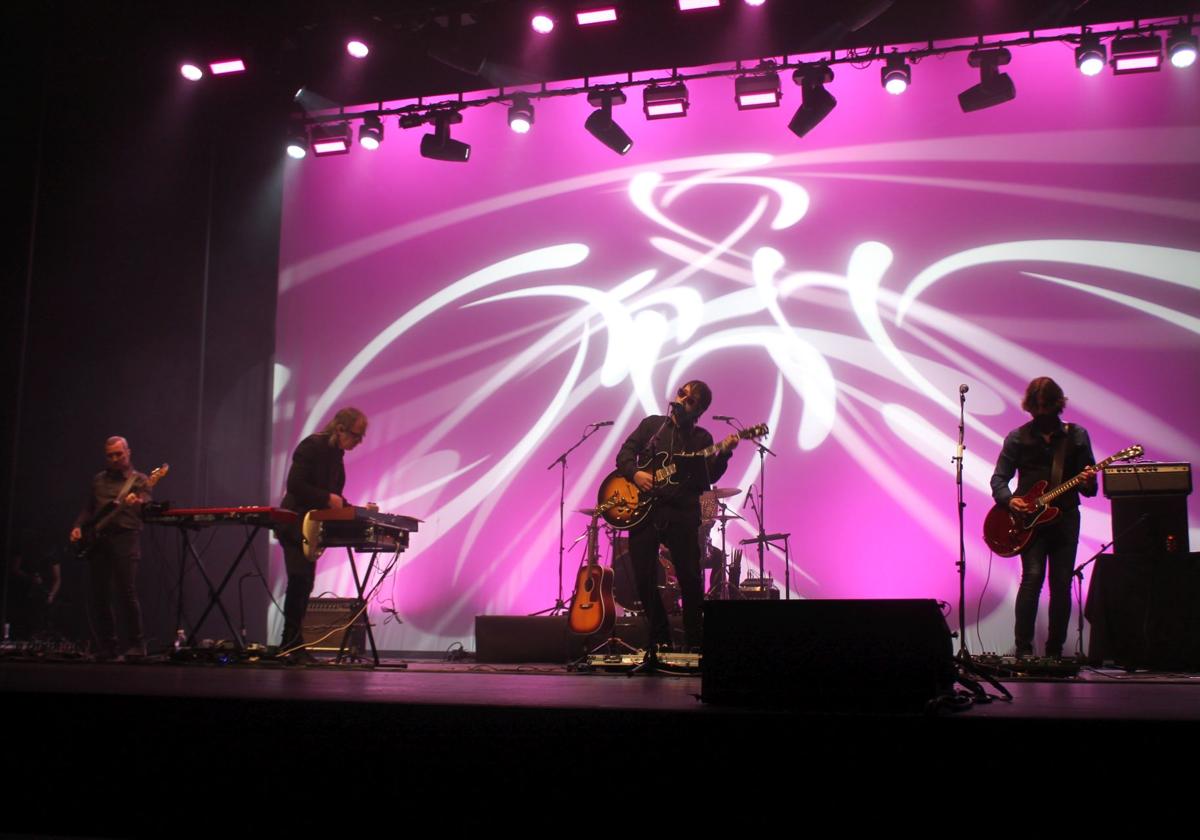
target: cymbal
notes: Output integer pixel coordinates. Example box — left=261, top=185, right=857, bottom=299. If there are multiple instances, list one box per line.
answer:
left=712, top=512, right=743, bottom=523
left=711, top=487, right=742, bottom=499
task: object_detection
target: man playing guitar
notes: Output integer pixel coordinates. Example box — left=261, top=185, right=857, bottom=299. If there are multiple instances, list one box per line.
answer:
left=616, top=381, right=741, bottom=661
left=990, top=377, right=1096, bottom=659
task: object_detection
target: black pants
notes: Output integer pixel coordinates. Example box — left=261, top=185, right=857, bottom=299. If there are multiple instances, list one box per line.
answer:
left=88, top=531, right=144, bottom=654
left=628, top=513, right=704, bottom=649
left=1014, top=508, right=1080, bottom=655
left=279, top=524, right=314, bottom=649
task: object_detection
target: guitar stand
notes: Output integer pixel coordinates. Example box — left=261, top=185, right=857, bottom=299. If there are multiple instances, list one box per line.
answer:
left=570, top=626, right=642, bottom=672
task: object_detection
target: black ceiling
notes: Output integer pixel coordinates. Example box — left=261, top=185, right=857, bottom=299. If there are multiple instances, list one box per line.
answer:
left=17, top=0, right=1200, bottom=109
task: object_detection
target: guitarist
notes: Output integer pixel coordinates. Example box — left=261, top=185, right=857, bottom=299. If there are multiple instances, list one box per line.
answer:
left=69, top=436, right=151, bottom=660
left=616, top=380, right=740, bottom=659
left=990, top=377, right=1096, bottom=659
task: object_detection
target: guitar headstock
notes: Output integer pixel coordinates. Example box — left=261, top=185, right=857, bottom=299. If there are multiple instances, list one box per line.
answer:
left=147, top=463, right=170, bottom=487
left=1116, top=444, right=1144, bottom=462
left=739, top=423, right=769, bottom=441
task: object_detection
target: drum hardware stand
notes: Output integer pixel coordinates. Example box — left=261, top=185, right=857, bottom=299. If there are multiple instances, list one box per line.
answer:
left=534, top=422, right=607, bottom=617
left=723, top=417, right=789, bottom=598
left=949, top=385, right=1011, bottom=702
left=705, top=506, right=742, bottom=599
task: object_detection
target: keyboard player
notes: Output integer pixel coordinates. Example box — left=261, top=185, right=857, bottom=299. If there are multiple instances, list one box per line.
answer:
left=277, top=407, right=368, bottom=659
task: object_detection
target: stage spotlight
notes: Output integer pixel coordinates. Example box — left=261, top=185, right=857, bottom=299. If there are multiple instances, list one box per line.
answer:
left=508, top=94, right=535, bottom=133
left=643, top=82, right=689, bottom=119
left=1075, top=33, right=1106, bottom=76
left=1167, top=26, right=1198, bottom=68
left=209, top=58, right=246, bottom=75
left=1110, top=34, right=1162, bottom=74
left=584, top=88, right=633, bottom=155
left=347, top=40, right=370, bottom=59
left=577, top=7, right=618, bottom=25
left=531, top=12, right=555, bottom=34
left=744, top=0, right=766, bottom=6
left=958, top=48, right=1015, bottom=112
left=180, top=63, right=203, bottom=82
left=286, top=128, right=308, bottom=160
left=679, top=0, right=721, bottom=10
left=358, top=114, right=383, bottom=150
left=735, top=68, right=781, bottom=109
left=312, top=123, right=352, bottom=156
left=788, top=64, right=836, bottom=137
left=421, top=111, right=471, bottom=162
left=881, top=54, right=910, bottom=94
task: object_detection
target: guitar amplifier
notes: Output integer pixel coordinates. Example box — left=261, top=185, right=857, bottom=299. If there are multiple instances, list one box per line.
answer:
left=1103, top=462, right=1191, bottom=497
left=301, top=598, right=368, bottom=653
left=739, top=577, right=780, bottom=600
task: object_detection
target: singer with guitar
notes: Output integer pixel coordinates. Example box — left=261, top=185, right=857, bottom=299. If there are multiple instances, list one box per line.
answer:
left=69, top=436, right=154, bottom=660
left=616, top=380, right=741, bottom=661
left=990, top=378, right=1097, bottom=659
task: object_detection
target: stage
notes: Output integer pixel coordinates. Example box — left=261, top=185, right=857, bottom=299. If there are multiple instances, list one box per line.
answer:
left=4, top=652, right=1199, bottom=832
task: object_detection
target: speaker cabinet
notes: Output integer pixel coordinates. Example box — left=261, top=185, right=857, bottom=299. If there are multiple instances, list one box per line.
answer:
left=702, top=599, right=955, bottom=711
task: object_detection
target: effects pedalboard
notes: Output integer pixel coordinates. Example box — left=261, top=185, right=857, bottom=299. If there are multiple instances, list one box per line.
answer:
left=971, top=653, right=1081, bottom=678
left=581, top=650, right=702, bottom=673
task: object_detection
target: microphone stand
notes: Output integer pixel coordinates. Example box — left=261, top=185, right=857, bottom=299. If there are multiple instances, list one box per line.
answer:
left=532, top=423, right=605, bottom=617
left=953, top=387, right=969, bottom=659
left=950, top=386, right=1011, bottom=703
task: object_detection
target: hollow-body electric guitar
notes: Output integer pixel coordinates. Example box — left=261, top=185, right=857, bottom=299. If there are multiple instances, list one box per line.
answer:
left=595, top=423, right=769, bottom=530
left=982, top=444, right=1143, bottom=557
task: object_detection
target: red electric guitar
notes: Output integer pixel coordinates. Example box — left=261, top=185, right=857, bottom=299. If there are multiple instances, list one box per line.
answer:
left=982, top=444, right=1143, bottom=557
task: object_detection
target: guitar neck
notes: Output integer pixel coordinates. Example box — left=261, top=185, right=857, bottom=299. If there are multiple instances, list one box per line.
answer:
left=1036, top=455, right=1115, bottom=505
left=676, top=426, right=765, bottom=459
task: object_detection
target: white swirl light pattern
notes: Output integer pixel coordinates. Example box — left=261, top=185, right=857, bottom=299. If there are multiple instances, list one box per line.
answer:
left=274, top=46, right=1199, bottom=652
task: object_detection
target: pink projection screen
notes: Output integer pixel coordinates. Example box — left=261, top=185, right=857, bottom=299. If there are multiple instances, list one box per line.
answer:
left=274, top=36, right=1200, bottom=653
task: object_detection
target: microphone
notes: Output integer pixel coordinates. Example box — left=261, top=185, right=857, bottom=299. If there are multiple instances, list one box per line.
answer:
left=712, top=415, right=735, bottom=422
left=668, top=402, right=684, bottom=414
left=958, top=384, right=970, bottom=394
left=589, top=420, right=614, bottom=428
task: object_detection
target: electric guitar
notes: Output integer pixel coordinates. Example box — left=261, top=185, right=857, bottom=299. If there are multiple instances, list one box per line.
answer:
left=596, top=423, right=769, bottom=530
left=567, top=514, right=615, bottom=636
left=982, top=444, right=1142, bottom=557
left=74, top=464, right=170, bottom=560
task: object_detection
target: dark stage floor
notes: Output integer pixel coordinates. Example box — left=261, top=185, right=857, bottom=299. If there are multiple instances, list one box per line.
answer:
left=4, top=654, right=1199, bottom=833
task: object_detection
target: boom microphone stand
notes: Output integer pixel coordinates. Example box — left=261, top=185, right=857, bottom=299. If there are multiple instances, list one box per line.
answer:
left=532, top=422, right=608, bottom=617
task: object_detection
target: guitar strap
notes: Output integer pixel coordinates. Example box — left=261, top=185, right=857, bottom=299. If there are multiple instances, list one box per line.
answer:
left=1050, top=423, right=1071, bottom=489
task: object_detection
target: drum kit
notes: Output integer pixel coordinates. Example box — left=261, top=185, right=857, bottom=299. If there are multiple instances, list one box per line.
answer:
left=573, top=485, right=752, bottom=617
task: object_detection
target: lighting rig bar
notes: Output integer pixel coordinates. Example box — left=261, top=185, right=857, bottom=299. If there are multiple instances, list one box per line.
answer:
left=287, top=16, right=1194, bottom=158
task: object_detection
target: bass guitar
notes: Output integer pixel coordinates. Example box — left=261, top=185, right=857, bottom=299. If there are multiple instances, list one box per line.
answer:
left=982, top=444, right=1143, bottom=557
left=596, top=423, right=769, bottom=530
left=74, top=464, right=170, bottom=560
left=567, top=514, right=615, bottom=636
